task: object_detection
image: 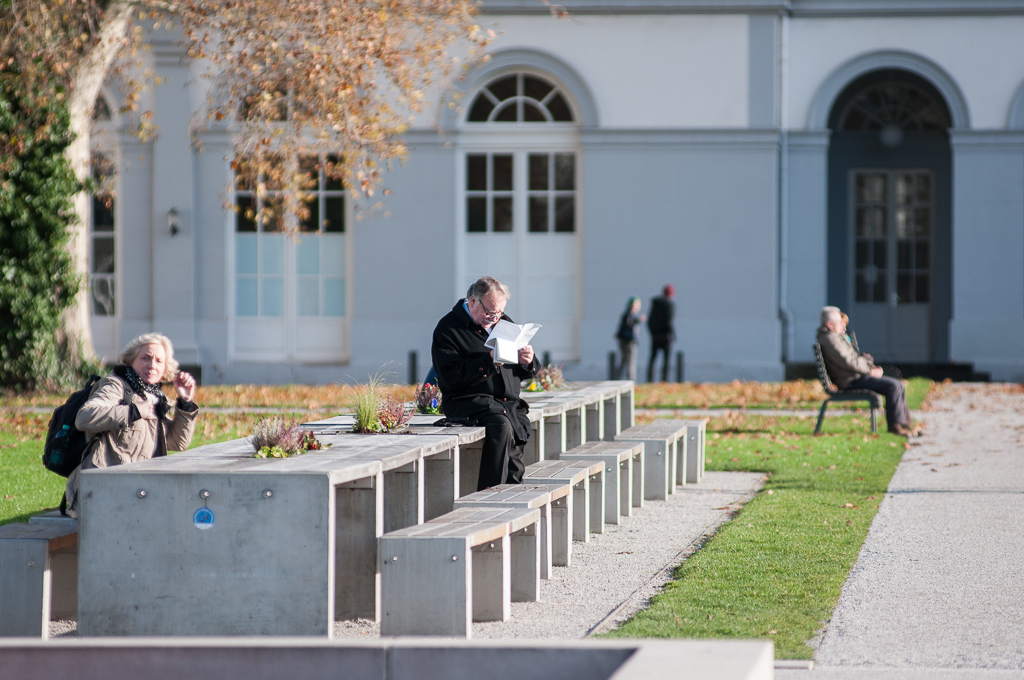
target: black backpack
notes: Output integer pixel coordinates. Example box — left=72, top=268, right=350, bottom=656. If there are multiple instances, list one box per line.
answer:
left=43, top=375, right=131, bottom=478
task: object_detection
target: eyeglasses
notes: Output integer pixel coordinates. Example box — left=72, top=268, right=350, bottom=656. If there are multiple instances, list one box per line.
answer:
left=475, top=297, right=504, bottom=320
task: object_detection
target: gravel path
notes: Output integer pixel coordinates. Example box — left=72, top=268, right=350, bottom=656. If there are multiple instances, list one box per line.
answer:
left=780, top=383, right=1024, bottom=678
left=332, top=470, right=766, bottom=640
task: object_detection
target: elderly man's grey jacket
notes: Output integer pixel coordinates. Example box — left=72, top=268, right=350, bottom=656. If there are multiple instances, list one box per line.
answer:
left=816, top=326, right=874, bottom=389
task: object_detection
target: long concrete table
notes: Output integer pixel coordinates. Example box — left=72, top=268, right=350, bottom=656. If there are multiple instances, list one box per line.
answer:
left=522, top=380, right=634, bottom=459
left=306, top=417, right=488, bottom=505
left=77, top=427, right=482, bottom=637
left=75, top=381, right=635, bottom=638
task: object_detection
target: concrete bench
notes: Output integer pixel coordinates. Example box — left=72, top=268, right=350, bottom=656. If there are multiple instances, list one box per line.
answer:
left=615, top=420, right=689, bottom=501
left=380, top=506, right=542, bottom=637
left=680, top=419, right=707, bottom=485
left=558, top=440, right=645, bottom=523
left=524, top=459, right=605, bottom=540
left=454, top=482, right=579, bottom=576
left=0, top=517, right=78, bottom=637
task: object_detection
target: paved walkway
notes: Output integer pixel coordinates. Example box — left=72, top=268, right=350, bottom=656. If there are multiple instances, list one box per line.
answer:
left=780, top=383, right=1024, bottom=678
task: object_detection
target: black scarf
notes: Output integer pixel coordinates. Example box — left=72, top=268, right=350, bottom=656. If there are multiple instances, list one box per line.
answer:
left=113, top=365, right=169, bottom=457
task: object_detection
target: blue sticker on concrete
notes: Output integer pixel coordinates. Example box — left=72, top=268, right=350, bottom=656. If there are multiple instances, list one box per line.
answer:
left=193, top=507, right=215, bottom=530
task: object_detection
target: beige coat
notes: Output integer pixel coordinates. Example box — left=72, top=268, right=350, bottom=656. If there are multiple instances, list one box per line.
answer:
left=816, top=326, right=874, bottom=389
left=64, top=374, right=199, bottom=516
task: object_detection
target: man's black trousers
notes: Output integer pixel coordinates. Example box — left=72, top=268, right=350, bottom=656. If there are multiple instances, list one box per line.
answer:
left=648, top=339, right=672, bottom=383
left=476, top=412, right=527, bottom=490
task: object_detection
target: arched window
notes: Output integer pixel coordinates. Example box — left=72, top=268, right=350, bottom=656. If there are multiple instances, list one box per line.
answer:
left=459, top=70, right=581, bottom=361
left=467, top=73, right=574, bottom=123
left=833, top=74, right=951, bottom=132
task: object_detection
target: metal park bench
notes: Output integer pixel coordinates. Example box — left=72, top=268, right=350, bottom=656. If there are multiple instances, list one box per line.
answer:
left=813, top=343, right=880, bottom=434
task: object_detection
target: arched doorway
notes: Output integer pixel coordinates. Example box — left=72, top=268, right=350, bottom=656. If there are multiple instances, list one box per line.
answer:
left=827, top=70, right=952, bottom=363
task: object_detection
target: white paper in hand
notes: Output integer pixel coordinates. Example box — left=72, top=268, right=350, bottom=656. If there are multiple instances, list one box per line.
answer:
left=484, top=320, right=541, bottom=364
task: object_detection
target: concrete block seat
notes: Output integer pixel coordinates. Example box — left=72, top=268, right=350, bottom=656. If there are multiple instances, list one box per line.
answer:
left=524, top=459, right=606, bottom=540
left=558, top=440, right=644, bottom=522
left=0, top=517, right=78, bottom=637
left=380, top=506, right=542, bottom=638
left=679, top=419, right=707, bottom=485
left=615, top=420, right=690, bottom=501
left=454, top=483, right=575, bottom=576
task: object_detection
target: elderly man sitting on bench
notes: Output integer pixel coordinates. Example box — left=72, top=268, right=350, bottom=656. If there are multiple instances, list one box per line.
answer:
left=816, top=306, right=912, bottom=437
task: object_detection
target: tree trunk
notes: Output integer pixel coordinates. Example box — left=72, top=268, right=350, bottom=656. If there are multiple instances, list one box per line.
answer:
left=63, top=2, right=135, bottom=364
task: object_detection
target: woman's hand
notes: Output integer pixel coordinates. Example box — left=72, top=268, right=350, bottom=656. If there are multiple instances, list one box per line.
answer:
left=136, top=400, right=158, bottom=420
left=174, top=371, right=197, bottom=402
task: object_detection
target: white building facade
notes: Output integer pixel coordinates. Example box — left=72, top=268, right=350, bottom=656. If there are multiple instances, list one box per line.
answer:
left=89, top=0, right=1024, bottom=383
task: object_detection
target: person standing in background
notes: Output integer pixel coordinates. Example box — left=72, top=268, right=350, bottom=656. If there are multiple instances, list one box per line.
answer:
left=647, top=284, right=675, bottom=383
left=614, top=296, right=645, bottom=381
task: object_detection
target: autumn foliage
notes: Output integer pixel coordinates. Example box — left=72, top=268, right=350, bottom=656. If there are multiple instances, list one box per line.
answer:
left=635, top=380, right=827, bottom=409
left=2, top=0, right=491, bottom=220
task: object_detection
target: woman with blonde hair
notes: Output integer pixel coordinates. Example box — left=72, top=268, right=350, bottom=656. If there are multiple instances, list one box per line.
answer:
left=63, top=333, right=200, bottom=517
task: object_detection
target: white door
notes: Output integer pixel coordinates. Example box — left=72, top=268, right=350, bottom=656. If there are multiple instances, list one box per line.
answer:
left=231, top=158, right=350, bottom=362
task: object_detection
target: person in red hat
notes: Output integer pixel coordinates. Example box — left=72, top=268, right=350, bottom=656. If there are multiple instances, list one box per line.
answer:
left=646, top=284, right=676, bottom=383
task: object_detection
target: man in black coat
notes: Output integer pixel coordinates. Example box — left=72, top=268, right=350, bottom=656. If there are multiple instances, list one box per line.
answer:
left=431, top=276, right=540, bottom=491
left=647, top=284, right=676, bottom=383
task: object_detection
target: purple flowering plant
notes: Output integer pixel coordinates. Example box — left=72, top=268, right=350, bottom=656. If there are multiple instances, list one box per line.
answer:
left=414, top=382, right=443, bottom=415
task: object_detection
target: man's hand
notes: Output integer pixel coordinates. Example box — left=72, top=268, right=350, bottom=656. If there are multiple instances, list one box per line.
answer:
left=870, top=366, right=884, bottom=378
left=519, top=344, right=534, bottom=366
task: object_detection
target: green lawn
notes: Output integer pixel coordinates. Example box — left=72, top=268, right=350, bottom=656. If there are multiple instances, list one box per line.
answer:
left=604, top=413, right=907, bottom=658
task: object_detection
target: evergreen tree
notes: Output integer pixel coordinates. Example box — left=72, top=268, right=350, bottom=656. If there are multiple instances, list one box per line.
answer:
left=0, top=77, right=85, bottom=389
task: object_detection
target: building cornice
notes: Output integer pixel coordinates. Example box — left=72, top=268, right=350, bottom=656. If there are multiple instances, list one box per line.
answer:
left=478, top=0, right=1024, bottom=16
left=479, top=0, right=788, bottom=16
left=580, top=128, right=781, bottom=149
left=791, top=0, right=1024, bottom=17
